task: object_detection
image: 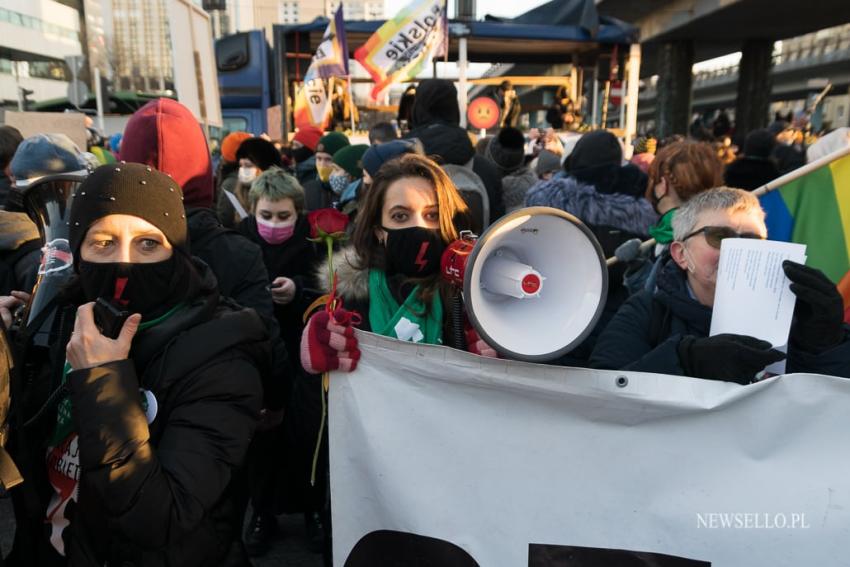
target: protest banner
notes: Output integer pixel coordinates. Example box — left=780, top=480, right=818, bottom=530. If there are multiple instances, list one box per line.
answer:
left=330, top=331, right=850, bottom=566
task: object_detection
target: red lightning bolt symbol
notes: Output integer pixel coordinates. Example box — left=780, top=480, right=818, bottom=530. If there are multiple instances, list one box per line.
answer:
left=414, top=241, right=430, bottom=272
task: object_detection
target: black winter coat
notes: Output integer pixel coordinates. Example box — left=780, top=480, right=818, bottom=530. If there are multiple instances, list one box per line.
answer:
left=405, top=123, right=506, bottom=224
left=10, top=262, right=268, bottom=566
left=590, top=258, right=850, bottom=378
left=187, top=207, right=273, bottom=321
left=238, top=216, right=321, bottom=359
left=724, top=157, right=780, bottom=191
left=303, top=178, right=336, bottom=212
left=187, top=207, right=290, bottom=410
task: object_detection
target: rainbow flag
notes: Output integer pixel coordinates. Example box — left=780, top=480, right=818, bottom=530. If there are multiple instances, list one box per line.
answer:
left=760, top=148, right=850, bottom=284
left=354, top=0, right=446, bottom=101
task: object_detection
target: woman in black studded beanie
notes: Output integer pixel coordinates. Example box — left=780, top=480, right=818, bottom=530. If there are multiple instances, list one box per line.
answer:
left=4, top=163, right=270, bottom=566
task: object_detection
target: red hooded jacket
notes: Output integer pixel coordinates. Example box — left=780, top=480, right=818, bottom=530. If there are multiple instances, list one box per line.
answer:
left=120, top=98, right=214, bottom=209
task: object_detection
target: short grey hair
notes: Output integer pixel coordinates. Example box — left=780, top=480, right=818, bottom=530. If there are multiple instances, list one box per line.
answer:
left=672, top=186, right=765, bottom=241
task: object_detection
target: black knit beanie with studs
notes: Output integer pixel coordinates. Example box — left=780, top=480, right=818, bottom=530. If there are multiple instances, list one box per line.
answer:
left=69, top=162, right=188, bottom=257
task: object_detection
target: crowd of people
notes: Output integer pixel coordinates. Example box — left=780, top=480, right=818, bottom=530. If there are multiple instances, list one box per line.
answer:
left=0, top=77, right=847, bottom=567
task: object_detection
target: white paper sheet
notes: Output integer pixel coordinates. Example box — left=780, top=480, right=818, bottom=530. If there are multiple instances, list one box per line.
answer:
left=223, top=189, right=249, bottom=220
left=710, top=238, right=807, bottom=347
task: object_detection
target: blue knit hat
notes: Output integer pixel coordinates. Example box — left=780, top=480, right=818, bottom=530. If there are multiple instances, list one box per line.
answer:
left=361, top=139, right=420, bottom=177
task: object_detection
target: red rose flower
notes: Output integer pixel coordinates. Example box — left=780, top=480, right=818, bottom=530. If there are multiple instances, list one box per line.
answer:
left=307, top=208, right=349, bottom=239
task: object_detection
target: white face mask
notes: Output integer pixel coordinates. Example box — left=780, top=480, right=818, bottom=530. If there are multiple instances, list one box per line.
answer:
left=238, top=167, right=258, bottom=184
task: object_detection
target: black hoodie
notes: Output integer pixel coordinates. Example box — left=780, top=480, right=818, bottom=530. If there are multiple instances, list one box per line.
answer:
left=405, top=79, right=505, bottom=223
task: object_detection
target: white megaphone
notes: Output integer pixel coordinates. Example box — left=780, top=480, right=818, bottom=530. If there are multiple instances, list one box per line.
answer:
left=441, top=207, right=608, bottom=362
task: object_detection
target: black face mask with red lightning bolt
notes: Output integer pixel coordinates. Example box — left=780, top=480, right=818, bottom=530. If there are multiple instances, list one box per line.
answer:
left=382, top=226, right=445, bottom=278
left=77, top=257, right=180, bottom=319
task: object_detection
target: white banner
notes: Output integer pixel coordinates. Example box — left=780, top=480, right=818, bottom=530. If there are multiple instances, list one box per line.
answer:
left=330, top=332, right=850, bottom=566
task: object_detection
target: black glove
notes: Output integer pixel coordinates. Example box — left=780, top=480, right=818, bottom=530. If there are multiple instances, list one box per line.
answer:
left=678, top=334, right=786, bottom=384
left=783, top=260, right=845, bottom=353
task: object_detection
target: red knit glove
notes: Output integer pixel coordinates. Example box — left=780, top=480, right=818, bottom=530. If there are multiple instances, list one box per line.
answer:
left=465, top=323, right=499, bottom=358
left=300, top=308, right=361, bottom=374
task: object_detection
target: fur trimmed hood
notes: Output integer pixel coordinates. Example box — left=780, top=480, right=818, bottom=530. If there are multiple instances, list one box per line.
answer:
left=315, top=245, right=370, bottom=302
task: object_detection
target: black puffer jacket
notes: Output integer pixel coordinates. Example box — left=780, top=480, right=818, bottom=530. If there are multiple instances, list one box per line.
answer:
left=11, top=261, right=268, bottom=566
left=238, top=215, right=321, bottom=361
left=0, top=211, right=41, bottom=295
left=187, top=207, right=273, bottom=321
left=590, top=258, right=850, bottom=378
left=302, top=178, right=336, bottom=212
left=187, top=207, right=289, bottom=410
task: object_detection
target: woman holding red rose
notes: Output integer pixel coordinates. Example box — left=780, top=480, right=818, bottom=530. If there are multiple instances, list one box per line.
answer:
left=301, top=153, right=497, bottom=376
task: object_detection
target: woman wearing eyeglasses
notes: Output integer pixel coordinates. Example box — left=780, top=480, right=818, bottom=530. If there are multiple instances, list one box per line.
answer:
left=590, top=187, right=850, bottom=382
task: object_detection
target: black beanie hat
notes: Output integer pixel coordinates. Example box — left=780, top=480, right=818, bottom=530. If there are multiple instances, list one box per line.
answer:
left=744, top=129, right=776, bottom=159
left=487, top=127, right=526, bottom=172
left=236, top=137, right=283, bottom=170
left=567, top=130, right=622, bottom=174
left=69, top=162, right=188, bottom=256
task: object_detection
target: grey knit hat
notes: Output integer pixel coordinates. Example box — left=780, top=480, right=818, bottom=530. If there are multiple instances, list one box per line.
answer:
left=535, top=150, right=562, bottom=177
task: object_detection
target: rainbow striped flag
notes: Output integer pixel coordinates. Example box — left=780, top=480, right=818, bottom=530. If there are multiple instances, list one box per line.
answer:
left=354, top=0, right=446, bottom=101
left=760, top=148, right=850, bottom=284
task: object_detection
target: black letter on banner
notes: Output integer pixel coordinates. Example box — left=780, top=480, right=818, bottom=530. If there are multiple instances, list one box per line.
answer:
left=345, top=531, right=480, bottom=567
left=397, top=32, right=414, bottom=50
left=528, top=544, right=711, bottom=566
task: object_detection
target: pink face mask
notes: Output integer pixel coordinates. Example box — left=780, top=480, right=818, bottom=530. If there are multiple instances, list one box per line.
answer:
left=256, top=217, right=295, bottom=245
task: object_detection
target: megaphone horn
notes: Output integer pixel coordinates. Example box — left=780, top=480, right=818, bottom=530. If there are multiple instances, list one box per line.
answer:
left=441, top=207, right=608, bottom=362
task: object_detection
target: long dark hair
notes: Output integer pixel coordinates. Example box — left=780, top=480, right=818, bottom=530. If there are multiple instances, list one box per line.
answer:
left=351, top=154, right=469, bottom=308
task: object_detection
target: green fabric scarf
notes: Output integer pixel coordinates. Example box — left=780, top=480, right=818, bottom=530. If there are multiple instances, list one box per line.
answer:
left=648, top=208, right=677, bottom=244
left=368, top=269, right=443, bottom=345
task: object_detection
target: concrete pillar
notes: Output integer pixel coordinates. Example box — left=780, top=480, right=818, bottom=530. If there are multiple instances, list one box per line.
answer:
left=655, top=40, right=694, bottom=139
left=735, top=39, right=774, bottom=136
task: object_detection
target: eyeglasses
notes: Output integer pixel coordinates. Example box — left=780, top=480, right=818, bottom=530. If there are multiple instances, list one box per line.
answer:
left=681, top=225, right=765, bottom=249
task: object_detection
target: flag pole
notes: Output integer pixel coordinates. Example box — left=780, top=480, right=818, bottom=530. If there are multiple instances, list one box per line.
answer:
left=605, top=143, right=850, bottom=267
left=346, top=75, right=356, bottom=132
left=751, top=143, right=850, bottom=197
